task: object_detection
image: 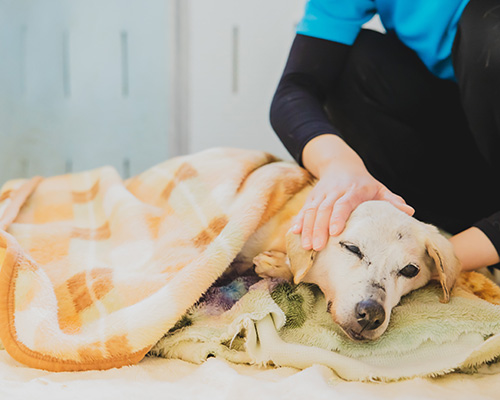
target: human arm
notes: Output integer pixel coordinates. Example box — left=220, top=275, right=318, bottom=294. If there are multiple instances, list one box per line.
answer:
left=270, top=34, right=414, bottom=250
left=450, top=212, right=500, bottom=271
left=450, top=227, right=500, bottom=271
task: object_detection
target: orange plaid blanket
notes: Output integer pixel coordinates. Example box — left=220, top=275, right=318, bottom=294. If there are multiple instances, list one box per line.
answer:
left=0, top=148, right=310, bottom=371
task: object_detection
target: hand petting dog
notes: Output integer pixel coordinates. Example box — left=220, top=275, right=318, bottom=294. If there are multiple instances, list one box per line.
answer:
left=292, top=135, right=414, bottom=251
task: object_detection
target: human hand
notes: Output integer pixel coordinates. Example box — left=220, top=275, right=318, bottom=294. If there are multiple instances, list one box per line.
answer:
left=292, top=161, right=414, bottom=251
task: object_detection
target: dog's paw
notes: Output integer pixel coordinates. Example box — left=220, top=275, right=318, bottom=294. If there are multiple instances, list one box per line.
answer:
left=253, top=251, right=293, bottom=281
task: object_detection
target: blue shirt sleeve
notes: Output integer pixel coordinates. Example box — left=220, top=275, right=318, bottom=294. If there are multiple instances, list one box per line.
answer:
left=297, top=0, right=377, bottom=45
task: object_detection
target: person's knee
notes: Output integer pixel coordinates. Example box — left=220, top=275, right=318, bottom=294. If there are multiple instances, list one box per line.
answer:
left=455, top=0, right=500, bottom=76
left=344, top=30, right=390, bottom=87
left=339, top=30, right=433, bottom=117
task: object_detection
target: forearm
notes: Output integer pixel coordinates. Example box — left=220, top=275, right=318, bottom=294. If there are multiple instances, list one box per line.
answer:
left=302, top=134, right=369, bottom=178
left=449, top=227, right=500, bottom=271
left=272, top=36, right=414, bottom=250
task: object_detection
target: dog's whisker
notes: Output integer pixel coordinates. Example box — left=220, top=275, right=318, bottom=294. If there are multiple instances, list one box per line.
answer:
left=359, top=323, right=369, bottom=336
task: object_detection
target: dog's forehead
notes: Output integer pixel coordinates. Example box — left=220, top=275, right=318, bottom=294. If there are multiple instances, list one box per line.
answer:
left=344, top=201, right=426, bottom=248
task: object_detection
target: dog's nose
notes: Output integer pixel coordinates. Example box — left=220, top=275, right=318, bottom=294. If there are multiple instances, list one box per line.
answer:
left=355, top=300, right=385, bottom=331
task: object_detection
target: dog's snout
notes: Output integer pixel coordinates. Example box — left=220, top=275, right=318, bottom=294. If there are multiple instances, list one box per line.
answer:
left=355, top=300, right=385, bottom=331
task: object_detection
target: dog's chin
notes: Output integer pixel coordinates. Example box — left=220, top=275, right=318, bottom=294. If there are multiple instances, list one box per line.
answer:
left=340, top=324, right=385, bottom=342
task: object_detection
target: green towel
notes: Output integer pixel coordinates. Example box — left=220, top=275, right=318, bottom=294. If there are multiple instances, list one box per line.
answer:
left=150, top=276, right=500, bottom=382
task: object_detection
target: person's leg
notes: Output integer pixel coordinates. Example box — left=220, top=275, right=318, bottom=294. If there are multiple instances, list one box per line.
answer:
left=326, top=29, right=499, bottom=233
left=453, top=0, right=500, bottom=170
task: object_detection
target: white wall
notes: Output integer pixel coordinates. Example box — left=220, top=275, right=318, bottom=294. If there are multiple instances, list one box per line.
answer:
left=0, top=1, right=382, bottom=184
left=181, top=3, right=383, bottom=160
left=0, top=0, right=171, bottom=183
left=184, top=0, right=306, bottom=160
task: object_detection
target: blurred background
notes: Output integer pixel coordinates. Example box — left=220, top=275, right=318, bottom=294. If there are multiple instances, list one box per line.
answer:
left=0, top=0, right=305, bottom=183
left=0, top=0, right=382, bottom=183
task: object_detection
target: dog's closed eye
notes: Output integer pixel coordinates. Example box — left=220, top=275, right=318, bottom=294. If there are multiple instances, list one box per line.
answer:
left=340, top=242, right=363, bottom=259
left=398, top=263, right=420, bottom=278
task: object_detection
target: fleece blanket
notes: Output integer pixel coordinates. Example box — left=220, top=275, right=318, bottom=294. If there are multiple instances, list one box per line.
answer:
left=0, top=148, right=310, bottom=372
left=150, top=271, right=500, bottom=381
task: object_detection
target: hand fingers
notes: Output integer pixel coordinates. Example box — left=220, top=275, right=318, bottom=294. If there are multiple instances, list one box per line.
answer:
left=291, top=191, right=319, bottom=233
left=311, top=194, right=340, bottom=251
left=300, top=195, right=325, bottom=249
left=293, top=182, right=414, bottom=250
left=291, top=194, right=317, bottom=233
left=291, top=209, right=304, bottom=233
left=379, top=189, right=415, bottom=216
left=329, top=191, right=362, bottom=236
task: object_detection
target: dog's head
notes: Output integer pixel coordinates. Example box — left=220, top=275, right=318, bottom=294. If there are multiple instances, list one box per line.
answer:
left=286, top=200, right=460, bottom=341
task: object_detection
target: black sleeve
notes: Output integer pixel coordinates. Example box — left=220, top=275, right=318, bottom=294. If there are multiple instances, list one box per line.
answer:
left=269, top=34, right=351, bottom=166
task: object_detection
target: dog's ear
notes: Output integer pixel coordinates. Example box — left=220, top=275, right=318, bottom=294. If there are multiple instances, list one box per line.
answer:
left=285, top=229, right=316, bottom=284
left=425, top=227, right=461, bottom=303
